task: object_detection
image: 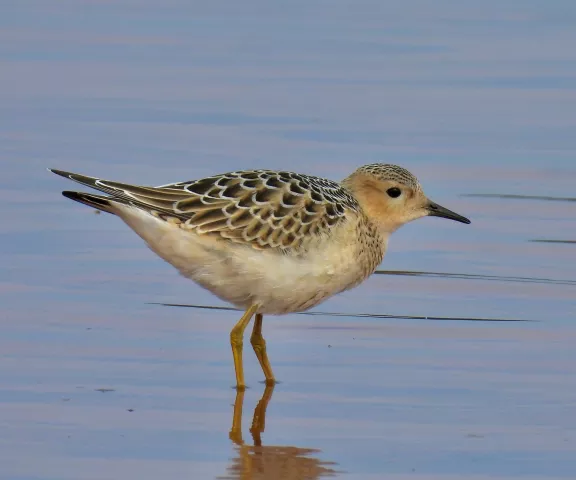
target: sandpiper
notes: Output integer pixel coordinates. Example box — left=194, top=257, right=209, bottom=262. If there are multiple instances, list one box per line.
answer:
left=50, top=164, right=470, bottom=388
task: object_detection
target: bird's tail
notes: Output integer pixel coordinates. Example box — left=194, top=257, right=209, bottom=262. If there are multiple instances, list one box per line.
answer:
left=49, top=168, right=140, bottom=215
left=48, top=168, right=192, bottom=218
left=61, top=191, right=117, bottom=215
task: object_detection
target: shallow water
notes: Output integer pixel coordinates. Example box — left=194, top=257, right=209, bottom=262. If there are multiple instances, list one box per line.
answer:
left=1, top=2, right=576, bottom=479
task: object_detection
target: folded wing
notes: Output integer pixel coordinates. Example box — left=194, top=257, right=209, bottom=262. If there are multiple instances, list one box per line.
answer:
left=50, top=169, right=359, bottom=251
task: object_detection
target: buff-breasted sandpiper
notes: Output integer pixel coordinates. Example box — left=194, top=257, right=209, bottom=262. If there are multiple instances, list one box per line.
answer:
left=49, top=164, right=470, bottom=389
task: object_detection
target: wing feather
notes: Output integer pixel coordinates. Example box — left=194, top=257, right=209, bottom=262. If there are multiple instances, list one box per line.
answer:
left=50, top=168, right=360, bottom=251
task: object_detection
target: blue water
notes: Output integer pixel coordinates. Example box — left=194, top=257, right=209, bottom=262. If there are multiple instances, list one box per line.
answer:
left=1, top=1, right=575, bottom=479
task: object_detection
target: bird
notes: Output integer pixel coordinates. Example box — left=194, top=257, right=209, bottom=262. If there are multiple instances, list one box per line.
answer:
left=49, top=163, right=470, bottom=389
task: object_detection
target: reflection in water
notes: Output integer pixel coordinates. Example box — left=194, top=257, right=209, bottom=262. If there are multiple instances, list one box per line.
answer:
left=462, top=193, right=576, bottom=202
left=218, top=386, right=338, bottom=480
left=374, top=269, right=576, bottom=286
left=531, top=239, right=576, bottom=244
left=156, top=302, right=533, bottom=322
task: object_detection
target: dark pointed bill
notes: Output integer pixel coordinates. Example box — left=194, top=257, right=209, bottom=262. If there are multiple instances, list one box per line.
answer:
left=427, top=201, right=471, bottom=224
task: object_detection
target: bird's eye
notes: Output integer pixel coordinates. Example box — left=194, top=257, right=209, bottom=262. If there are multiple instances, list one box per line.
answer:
left=386, top=187, right=402, bottom=198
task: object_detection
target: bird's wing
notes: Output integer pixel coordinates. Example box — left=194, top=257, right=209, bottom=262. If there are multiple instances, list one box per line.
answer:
left=50, top=169, right=360, bottom=251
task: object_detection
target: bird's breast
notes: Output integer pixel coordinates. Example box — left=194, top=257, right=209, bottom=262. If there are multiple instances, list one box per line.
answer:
left=116, top=206, right=386, bottom=314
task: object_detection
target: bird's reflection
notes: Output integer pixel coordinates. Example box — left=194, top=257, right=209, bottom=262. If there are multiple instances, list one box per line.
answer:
left=219, top=385, right=338, bottom=479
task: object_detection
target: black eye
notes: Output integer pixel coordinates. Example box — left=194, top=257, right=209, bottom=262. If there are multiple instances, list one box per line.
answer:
left=386, top=187, right=402, bottom=198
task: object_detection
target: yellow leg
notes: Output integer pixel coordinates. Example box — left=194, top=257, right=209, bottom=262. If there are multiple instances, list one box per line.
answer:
left=250, top=384, right=275, bottom=446
left=229, top=389, right=245, bottom=445
left=250, top=313, right=276, bottom=385
left=230, top=304, right=259, bottom=390
left=228, top=384, right=275, bottom=446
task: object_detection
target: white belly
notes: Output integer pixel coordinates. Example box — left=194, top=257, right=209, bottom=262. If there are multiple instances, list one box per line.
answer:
left=115, top=205, right=384, bottom=314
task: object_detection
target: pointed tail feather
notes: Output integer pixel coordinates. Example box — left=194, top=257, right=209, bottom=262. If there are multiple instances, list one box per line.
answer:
left=49, top=168, right=103, bottom=189
left=49, top=168, right=139, bottom=203
left=61, top=191, right=119, bottom=215
left=49, top=167, right=194, bottom=218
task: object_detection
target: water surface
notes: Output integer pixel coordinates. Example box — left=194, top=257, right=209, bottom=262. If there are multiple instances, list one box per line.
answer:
left=1, top=1, right=575, bottom=479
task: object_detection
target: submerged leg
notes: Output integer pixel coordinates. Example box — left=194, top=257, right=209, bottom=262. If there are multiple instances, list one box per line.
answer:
left=250, top=313, right=276, bottom=385
left=250, top=384, right=275, bottom=446
left=230, top=304, right=259, bottom=389
left=228, top=384, right=276, bottom=447
left=229, top=388, right=245, bottom=445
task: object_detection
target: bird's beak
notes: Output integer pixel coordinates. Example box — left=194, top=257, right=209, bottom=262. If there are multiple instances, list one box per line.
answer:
left=427, top=200, right=471, bottom=224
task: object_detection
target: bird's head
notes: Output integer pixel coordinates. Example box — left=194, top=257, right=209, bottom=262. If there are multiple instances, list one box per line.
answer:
left=342, top=163, right=470, bottom=234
